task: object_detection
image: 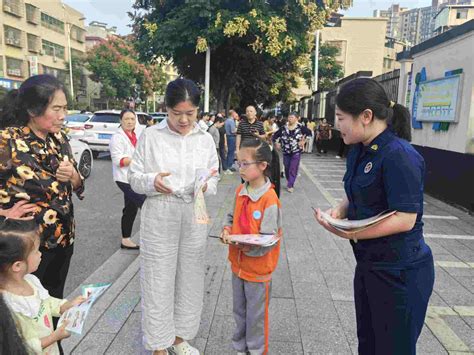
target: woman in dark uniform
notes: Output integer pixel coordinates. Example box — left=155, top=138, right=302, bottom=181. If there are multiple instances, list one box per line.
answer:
left=315, top=78, right=434, bottom=355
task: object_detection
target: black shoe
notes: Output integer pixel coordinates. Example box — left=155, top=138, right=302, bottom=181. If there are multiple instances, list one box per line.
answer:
left=121, top=243, right=139, bottom=250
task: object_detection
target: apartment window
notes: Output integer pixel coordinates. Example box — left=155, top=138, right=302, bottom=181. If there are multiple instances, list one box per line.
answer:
left=42, top=40, right=65, bottom=59
left=4, top=25, right=22, bottom=48
left=25, top=3, right=39, bottom=24
left=41, top=12, right=64, bottom=33
left=456, top=9, right=468, bottom=19
left=27, top=33, right=40, bottom=53
left=43, top=66, right=68, bottom=85
left=6, top=57, right=24, bottom=77
left=70, top=25, right=85, bottom=43
left=3, top=0, right=23, bottom=17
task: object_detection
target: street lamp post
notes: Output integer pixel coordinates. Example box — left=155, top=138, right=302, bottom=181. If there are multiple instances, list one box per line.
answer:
left=204, top=47, right=210, bottom=112
left=66, top=22, right=74, bottom=106
left=313, top=30, right=320, bottom=92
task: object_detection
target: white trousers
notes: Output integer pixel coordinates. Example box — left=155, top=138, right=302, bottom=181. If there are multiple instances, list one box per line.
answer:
left=140, top=195, right=208, bottom=351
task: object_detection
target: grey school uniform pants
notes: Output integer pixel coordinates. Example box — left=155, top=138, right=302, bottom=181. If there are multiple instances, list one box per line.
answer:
left=232, top=274, right=272, bottom=355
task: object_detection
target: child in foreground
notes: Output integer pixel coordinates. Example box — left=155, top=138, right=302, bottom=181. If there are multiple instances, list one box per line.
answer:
left=220, top=139, right=282, bottom=355
left=0, top=219, right=86, bottom=354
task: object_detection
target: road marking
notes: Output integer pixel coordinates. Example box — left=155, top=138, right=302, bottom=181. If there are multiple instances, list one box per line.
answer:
left=425, top=306, right=474, bottom=353
left=425, top=234, right=474, bottom=241
left=326, top=188, right=345, bottom=191
left=435, top=261, right=474, bottom=268
left=316, top=180, right=344, bottom=183
left=301, top=162, right=338, bottom=207
left=313, top=174, right=344, bottom=177
left=424, top=215, right=459, bottom=220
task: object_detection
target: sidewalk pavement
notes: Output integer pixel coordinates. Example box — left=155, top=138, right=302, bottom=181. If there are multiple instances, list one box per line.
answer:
left=64, top=153, right=474, bottom=355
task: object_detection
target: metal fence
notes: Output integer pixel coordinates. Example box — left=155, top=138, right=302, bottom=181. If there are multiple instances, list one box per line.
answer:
left=373, top=69, right=400, bottom=102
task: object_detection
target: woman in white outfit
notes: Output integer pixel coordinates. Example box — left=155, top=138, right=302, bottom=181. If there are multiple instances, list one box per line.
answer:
left=128, top=79, right=219, bottom=355
left=109, top=109, right=146, bottom=249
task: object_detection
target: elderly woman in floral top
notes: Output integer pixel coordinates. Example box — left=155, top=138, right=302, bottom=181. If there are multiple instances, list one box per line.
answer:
left=0, top=75, right=84, bottom=300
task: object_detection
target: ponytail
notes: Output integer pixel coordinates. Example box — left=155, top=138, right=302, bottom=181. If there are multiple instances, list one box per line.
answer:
left=389, top=103, right=411, bottom=142
left=336, top=78, right=412, bottom=141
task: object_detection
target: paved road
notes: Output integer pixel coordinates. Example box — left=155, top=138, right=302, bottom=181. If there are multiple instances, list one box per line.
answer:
left=65, top=152, right=474, bottom=354
left=64, top=155, right=140, bottom=296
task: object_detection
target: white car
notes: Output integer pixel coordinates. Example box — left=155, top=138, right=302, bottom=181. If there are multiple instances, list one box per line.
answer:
left=69, top=138, right=93, bottom=178
left=80, top=110, right=150, bottom=157
left=65, top=113, right=92, bottom=138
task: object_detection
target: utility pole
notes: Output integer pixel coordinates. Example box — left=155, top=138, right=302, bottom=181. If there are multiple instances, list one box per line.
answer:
left=314, top=30, right=320, bottom=92
left=204, top=47, right=210, bottom=112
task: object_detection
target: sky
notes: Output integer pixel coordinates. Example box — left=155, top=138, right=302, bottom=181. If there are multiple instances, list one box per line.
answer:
left=64, top=0, right=434, bottom=36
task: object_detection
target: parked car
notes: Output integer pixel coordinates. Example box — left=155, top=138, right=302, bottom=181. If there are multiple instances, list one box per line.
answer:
left=69, top=137, right=93, bottom=178
left=80, top=110, right=149, bottom=157
left=65, top=113, right=92, bottom=138
left=150, top=112, right=168, bottom=123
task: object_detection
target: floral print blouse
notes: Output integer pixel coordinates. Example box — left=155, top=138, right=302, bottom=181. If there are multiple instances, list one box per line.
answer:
left=0, top=126, right=84, bottom=249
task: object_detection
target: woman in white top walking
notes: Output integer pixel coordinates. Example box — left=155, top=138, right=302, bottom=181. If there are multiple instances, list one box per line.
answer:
left=109, top=109, right=146, bottom=250
left=128, top=79, right=219, bottom=355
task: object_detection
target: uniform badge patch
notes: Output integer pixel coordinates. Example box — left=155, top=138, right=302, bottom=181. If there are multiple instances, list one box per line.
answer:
left=253, top=210, right=262, bottom=220
left=371, top=144, right=378, bottom=151
left=364, top=162, right=373, bottom=174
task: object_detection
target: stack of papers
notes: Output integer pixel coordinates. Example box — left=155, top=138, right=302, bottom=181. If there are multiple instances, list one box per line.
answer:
left=230, top=234, right=280, bottom=247
left=320, top=210, right=397, bottom=233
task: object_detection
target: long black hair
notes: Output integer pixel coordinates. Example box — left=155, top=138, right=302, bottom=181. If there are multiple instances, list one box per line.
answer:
left=240, top=138, right=281, bottom=197
left=0, top=294, right=28, bottom=355
left=0, top=74, right=66, bottom=129
left=165, top=78, right=201, bottom=109
left=336, top=78, right=411, bottom=141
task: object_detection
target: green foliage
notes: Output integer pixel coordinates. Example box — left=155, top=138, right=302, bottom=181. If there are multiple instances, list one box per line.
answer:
left=303, top=42, right=344, bottom=91
left=131, top=0, right=349, bottom=110
left=86, top=36, right=166, bottom=101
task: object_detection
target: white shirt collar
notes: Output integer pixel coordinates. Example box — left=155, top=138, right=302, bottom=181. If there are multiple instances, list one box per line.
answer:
left=156, top=118, right=203, bottom=136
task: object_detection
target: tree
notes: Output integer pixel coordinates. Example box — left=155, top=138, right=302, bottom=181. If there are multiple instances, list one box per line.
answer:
left=130, top=0, right=351, bottom=111
left=303, top=42, right=344, bottom=91
left=86, top=36, right=166, bottom=103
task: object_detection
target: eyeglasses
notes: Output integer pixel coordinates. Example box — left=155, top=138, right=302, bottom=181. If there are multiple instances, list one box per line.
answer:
left=236, top=161, right=261, bottom=169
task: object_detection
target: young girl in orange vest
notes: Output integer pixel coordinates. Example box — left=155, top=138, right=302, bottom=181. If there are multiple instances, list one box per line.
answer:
left=220, top=138, right=282, bottom=355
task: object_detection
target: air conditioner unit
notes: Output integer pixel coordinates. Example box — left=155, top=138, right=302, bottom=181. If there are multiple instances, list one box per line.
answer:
left=3, top=5, right=11, bottom=12
left=6, top=37, right=15, bottom=45
left=39, top=49, right=44, bottom=55
left=7, top=69, right=21, bottom=76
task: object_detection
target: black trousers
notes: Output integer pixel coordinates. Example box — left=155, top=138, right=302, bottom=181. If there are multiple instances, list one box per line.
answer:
left=116, top=181, right=146, bottom=239
left=33, top=243, right=74, bottom=299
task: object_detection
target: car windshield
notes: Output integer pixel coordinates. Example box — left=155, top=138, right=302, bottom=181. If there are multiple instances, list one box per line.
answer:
left=66, top=114, right=90, bottom=123
left=90, top=114, right=121, bottom=124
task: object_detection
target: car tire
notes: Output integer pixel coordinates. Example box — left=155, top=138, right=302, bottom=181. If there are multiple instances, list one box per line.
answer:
left=92, top=151, right=100, bottom=159
left=79, top=150, right=93, bottom=178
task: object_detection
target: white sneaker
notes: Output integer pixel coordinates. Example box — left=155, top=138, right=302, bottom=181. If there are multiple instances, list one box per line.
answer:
left=336, top=155, right=342, bottom=159
left=170, top=341, right=200, bottom=355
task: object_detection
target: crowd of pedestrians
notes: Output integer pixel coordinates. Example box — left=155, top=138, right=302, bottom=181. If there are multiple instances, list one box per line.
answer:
left=0, top=75, right=434, bottom=355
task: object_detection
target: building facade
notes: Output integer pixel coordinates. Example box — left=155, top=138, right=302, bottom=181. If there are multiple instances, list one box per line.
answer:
left=434, top=4, right=474, bottom=34
left=0, top=0, right=86, bottom=93
left=320, top=17, right=388, bottom=78
left=397, top=20, right=474, bottom=211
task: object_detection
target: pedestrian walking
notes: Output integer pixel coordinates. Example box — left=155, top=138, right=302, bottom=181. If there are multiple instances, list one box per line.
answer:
left=304, top=118, right=317, bottom=153
left=224, top=110, right=239, bottom=174
left=314, top=78, right=434, bottom=355
left=272, top=112, right=310, bottom=193
left=235, top=106, right=265, bottom=153
left=316, top=118, right=332, bottom=153
left=207, top=116, right=226, bottom=173
left=0, top=75, right=85, bottom=302
left=128, top=78, right=218, bottom=355
left=109, top=109, right=146, bottom=250
left=220, top=139, right=282, bottom=355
